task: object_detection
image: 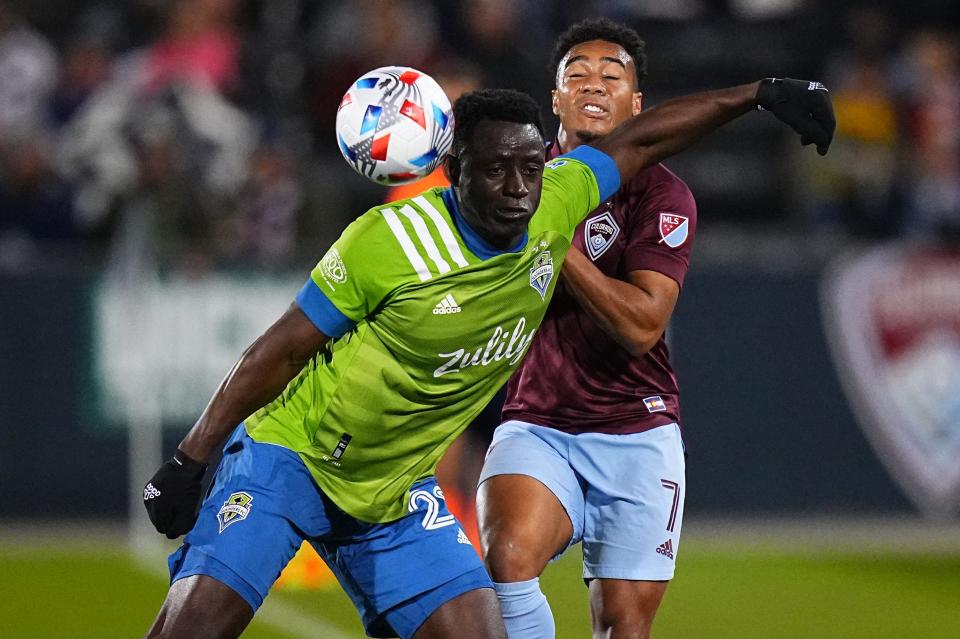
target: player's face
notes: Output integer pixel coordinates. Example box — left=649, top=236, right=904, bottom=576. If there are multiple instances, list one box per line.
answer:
left=552, top=39, right=642, bottom=149
left=455, top=120, right=545, bottom=250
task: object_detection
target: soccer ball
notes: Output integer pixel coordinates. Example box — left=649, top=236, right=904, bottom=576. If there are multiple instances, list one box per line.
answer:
left=336, top=66, right=454, bottom=185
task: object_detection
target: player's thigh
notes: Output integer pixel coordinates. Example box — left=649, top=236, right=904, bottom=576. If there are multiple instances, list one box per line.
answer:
left=589, top=578, right=669, bottom=638
left=146, top=575, right=253, bottom=639
left=413, top=587, right=505, bottom=639
left=317, top=477, right=496, bottom=639
left=476, top=421, right=583, bottom=580
left=575, top=424, right=686, bottom=582
left=167, top=426, right=322, bottom=613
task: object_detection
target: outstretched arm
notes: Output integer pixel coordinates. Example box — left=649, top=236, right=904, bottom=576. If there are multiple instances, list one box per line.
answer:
left=594, top=78, right=835, bottom=182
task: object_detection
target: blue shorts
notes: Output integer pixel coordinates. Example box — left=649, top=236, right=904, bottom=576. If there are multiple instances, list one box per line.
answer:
left=479, top=420, right=686, bottom=581
left=169, top=426, right=491, bottom=639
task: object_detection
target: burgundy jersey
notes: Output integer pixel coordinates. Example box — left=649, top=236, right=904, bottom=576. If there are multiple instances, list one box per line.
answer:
left=502, top=142, right=697, bottom=435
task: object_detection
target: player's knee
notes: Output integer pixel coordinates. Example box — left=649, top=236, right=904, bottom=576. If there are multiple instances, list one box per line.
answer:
left=592, top=608, right=655, bottom=639
left=146, top=577, right=252, bottom=639
left=147, top=612, right=240, bottom=639
left=481, top=531, right=544, bottom=582
left=146, top=626, right=191, bottom=639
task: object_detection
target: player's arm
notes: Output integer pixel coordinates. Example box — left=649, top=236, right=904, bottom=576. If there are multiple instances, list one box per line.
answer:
left=561, top=248, right=677, bottom=357
left=178, top=304, right=329, bottom=462
left=143, top=304, right=329, bottom=538
left=143, top=211, right=387, bottom=538
left=594, top=78, right=835, bottom=182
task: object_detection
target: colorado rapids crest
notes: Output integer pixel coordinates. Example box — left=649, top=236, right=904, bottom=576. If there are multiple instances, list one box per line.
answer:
left=822, top=245, right=960, bottom=517
left=585, top=211, right=620, bottom=260
left=529, top=251, right=554, bottom=300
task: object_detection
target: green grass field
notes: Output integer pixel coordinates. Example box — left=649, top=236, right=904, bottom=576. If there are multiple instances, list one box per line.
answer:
left=2, top=523, right=959, bottom=638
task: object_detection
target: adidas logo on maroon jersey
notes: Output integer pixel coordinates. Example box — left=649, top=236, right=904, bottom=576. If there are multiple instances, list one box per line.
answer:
left=656, top=539, right=674, bottom=559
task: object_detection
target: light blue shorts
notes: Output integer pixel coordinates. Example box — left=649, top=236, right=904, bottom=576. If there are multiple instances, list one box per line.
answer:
left=479, top=420, right=686, bottom=581
left=169, top=425, right=490, bottom=639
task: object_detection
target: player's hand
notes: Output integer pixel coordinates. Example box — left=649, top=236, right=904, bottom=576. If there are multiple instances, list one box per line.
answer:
left=756, top=78, right=835, bottom=156
left=143, top=450, right=208, bottom=539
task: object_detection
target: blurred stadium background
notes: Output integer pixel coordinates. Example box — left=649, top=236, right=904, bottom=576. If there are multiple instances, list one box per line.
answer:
left=1, top=0, right=959, bottom=637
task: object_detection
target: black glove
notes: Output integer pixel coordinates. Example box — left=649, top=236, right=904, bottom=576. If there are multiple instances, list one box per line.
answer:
left=756, top=78, right=836, bottom=156
left=143, top=449, right=208, bottom=539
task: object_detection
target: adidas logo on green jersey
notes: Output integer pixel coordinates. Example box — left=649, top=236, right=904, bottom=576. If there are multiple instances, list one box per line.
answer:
left=432, top=294, right=462, bottom=315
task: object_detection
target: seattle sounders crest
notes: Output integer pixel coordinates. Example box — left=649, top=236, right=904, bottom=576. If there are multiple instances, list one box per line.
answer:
left=217, top=491, right=254, bottom=533
left=529, top=251, right=554, bottom=300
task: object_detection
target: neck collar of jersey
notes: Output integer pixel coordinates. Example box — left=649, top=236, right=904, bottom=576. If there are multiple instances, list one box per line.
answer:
left=442, top=187, right=527, bottom=259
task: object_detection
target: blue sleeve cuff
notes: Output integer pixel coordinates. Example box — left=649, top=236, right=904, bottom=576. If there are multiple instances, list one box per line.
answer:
left=562, top=145, right=621, bottom=202
left=295, top=279, right=355, bottom=339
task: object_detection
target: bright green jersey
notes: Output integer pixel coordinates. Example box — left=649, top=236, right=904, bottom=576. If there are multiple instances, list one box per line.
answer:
left=246, top=148, right=618, bottom=522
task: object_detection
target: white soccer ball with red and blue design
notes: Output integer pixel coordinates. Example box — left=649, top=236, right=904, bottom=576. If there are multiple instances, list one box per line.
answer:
left=336, top=66, right=454, bottom=185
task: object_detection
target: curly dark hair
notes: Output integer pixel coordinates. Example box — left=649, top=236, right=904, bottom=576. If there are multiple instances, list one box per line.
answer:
left=549, top=17, right=647, bottom=87
left=452, top=89, right=544, bottom=153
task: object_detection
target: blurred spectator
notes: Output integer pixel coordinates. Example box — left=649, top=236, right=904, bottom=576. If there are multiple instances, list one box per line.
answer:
left=141, top=0, right=242, bottom=95
left=0, top=2, right=65, bottom=268
left=306, top=0, right=440, bottom=137
left=52, top=0, right=256, bottom=259
left=0, top=135, right=75, bottom=269
left=49, top=7, right=118, bottom=128
left=0, top=0, right=956, bottom=272
left=454, top=0, right=547, bottom=101
left=216, top=142, right=303, bottom=270
left=106, top=94, right=219, bottom=277
left=590, top=0, right=706, bottom=22
left=800, top=6, right=900, bottom=237
left=50, top=37, right=113, bottom=127
left=238, top=0, right=309, bottom=118
left=0, top=1, right=57, bottom=138
left=897, top=29, right=960, bottom=239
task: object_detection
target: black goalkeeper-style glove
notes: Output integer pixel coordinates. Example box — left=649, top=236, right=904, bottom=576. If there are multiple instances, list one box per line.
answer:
left=756, top=78, right=836, bottom=156
left=143, top=449, right=208, bottom=539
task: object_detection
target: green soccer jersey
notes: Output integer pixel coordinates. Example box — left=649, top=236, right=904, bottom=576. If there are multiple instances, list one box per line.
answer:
left=246, top=149, right=617, bottom=522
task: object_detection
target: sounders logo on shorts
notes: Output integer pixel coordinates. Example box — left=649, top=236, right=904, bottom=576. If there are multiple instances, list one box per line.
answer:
left=217, top=492, right=253, bottom=533
left=822, top=245, right=960, bottom=517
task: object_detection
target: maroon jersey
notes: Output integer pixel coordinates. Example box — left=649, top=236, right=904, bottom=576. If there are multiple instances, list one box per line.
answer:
left=502, top=142, right=697, bottom=434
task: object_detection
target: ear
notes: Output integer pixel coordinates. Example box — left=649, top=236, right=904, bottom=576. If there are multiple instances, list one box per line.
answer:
left=443, top=152, right=461, bottom=186
left=551, top=90, right=559, bottom=116
left=632, top=91, right=643, bottom=116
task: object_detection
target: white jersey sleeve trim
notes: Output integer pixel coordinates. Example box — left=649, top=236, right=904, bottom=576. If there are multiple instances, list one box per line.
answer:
left=381, top=207, right=432, bottom=282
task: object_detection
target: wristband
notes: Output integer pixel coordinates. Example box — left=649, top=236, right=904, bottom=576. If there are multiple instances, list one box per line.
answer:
left=173, top=448, right=208, bottom=475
